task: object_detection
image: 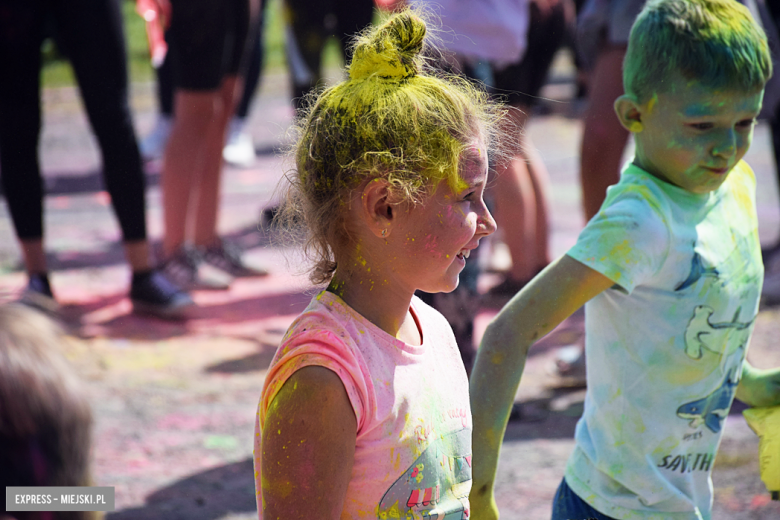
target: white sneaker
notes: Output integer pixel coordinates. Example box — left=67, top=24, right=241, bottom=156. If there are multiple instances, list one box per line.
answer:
left=140, top=116, right=172, bottom=161
left=223, top=119, right=256, bottom=167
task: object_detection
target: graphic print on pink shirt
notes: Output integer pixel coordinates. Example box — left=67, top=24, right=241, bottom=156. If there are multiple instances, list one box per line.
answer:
left=378, top=428, right=472, bottom=519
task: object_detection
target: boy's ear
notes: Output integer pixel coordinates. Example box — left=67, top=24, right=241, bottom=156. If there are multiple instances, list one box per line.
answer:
left=614, top=94, right=644, bottom=133
left=360, top=178, right=395, bottom=238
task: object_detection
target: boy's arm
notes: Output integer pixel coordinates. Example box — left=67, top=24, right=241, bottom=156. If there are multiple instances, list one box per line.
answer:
left=469, top=255, right=614, bottom=518
left=259, top=366, right=357, bottom=519
left=737, top=361, right=780, bottom=408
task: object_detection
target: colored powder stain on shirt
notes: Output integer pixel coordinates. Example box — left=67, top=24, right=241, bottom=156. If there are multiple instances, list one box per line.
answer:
left=608, top=240, right=635, bottom=266
left=733, top=186, right=753, bottom=213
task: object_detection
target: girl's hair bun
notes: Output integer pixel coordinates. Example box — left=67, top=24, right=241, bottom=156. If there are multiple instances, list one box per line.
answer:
left=349, top=11, right=426, bottom=81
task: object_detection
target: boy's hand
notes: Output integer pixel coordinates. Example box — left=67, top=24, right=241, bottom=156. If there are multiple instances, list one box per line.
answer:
left=468, top=487, right=500, bottom=520
left=737, top=362, right=780, bottom=408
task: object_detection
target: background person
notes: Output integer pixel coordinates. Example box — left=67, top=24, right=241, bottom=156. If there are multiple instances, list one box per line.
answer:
left=0, top=0, right=192, bottom=319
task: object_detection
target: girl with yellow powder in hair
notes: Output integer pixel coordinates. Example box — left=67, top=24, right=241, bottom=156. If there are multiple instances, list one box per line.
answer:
left=253, top=9, right=504, bottom=518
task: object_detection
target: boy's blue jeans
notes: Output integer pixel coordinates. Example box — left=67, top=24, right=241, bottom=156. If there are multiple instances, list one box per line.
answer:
left=551, top=477, right=617, bottom=520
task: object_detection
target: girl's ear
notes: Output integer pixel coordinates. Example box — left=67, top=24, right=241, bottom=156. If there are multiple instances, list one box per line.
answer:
left=360, top=179, right=395, bottom=238
left=614, top=94, right=644, bottom=133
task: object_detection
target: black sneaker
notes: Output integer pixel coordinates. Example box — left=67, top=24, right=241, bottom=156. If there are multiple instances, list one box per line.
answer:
left=130, top=270, right=195, bottom=320
left=19, top=273, right=60, bottom=315
left=201, top=240, right=268, bottom=278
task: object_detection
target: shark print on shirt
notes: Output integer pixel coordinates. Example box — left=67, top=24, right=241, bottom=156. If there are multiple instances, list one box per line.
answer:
left=676, top=369, right=740, bottom=434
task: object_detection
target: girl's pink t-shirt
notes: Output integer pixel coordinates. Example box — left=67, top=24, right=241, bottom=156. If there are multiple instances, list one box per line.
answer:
left=255, top=290, right=472, bottom=518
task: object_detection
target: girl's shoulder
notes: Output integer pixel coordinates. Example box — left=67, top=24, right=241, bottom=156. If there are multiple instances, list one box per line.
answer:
left=262, top=292, right=374, bottom=431
left=279, top=291, right=358, bottom=352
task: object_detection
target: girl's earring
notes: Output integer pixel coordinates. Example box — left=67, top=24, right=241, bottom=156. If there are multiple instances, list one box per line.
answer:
left=381, top=229, right=387, bottom=237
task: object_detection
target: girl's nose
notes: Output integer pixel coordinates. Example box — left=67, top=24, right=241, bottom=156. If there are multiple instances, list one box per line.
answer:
left=477, top=206, right=497, bottom=237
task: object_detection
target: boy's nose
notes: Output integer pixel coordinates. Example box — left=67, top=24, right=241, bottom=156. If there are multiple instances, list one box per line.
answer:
left=711, top=129, right=736, bottom=157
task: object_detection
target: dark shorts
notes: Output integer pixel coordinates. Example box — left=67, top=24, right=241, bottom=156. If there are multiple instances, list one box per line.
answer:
left=491, top=0, right=567, bottom=107
left=551, top=477, right=617, bottom=520
left=168, top=0, right=250, bottom=91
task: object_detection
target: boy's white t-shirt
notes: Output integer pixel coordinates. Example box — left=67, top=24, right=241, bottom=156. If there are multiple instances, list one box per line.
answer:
left=565, top=161, right=763, bottom=520
left=254, top=291, right=472, bottom=519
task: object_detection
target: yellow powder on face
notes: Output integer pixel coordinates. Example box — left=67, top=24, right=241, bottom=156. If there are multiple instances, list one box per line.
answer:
left=646, top=93, right=658, bottom=115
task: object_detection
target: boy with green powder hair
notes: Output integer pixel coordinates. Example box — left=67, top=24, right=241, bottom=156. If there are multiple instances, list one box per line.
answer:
left=469, top=0, right=780, bottom=519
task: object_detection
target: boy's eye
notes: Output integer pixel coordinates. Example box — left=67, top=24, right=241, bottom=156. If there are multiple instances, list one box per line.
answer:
left=688, top=122, right=713, bottom=131
left=461, top=190, right=476, bottom=201
left=737, top=118, right=757, bottom=129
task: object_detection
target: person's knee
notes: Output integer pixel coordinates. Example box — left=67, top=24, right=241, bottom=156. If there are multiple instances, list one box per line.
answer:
left=173, top=90, right=223, bottom=129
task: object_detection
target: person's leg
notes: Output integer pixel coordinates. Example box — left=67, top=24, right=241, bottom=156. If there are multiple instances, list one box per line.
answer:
left=579, top=44, right=629, bottom=221
left=332, top=0, right=375, bottom=65
left=191, top=76, right=242, bottom=249
left=487, top=0, right=563, bottom=293
left=0, top=0, right=59, bottom=309
left=164, top=0, right=231, bottom=257
left=48, top=0, right=193, bottom=317
left=0, top=0, right=47, bottom=274
left=54, top=0, right=153, bottom=273
left=196, top=0, right=268, bottom=276
left=224, top=8, right=264, bottom=167
left=139, top=29, right=175, bottom=161
left=188, top=0, right=250, bottom=249
left=157, top=36, right=175, bottom=118
left=162, top=0, right=263, bottom=285
left=283, top=0, right=329, bottom=112
left=491, top=106, right=551, bottom=284
left=235, top=17, right=264, bottom=121
left=162, top=90, right=221, bottom=256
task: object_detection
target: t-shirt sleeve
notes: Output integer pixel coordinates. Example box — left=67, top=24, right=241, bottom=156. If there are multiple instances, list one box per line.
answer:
left=259, top=329, right=370, bottom=433
left=567, top=192, right=670, bottom=293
